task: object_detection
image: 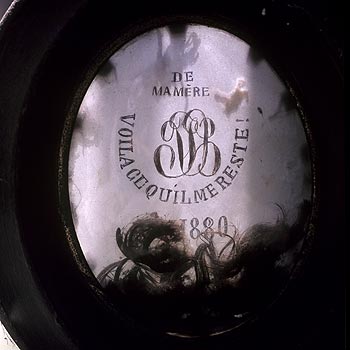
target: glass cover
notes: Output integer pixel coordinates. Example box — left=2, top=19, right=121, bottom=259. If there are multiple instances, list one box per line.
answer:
left=68, top=24, right=312, bottom=337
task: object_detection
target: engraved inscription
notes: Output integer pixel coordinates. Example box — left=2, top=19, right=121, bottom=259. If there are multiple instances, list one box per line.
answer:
left=154, top=109, right=221, bottom=178
left=152, top=71, right=210, bottom=97
left=117, top=111, right=249, bottom=205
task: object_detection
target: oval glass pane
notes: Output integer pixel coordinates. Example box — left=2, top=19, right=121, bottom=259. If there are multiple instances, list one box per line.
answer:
left=68, top=24, right=312, bottom=337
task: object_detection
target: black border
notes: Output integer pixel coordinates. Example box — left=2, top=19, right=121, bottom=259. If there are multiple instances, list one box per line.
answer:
left=59, top=12, right=317, bottom=341
left=0, top=1, right=344, bottom=349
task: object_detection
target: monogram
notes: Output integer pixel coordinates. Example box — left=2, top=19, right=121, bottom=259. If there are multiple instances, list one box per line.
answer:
left=154, top=109, right=221, bottom=178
